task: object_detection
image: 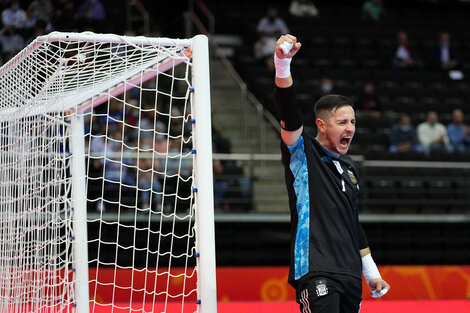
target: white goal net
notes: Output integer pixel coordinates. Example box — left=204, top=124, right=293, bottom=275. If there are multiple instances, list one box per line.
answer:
left=0, top=32, right=216, bottom=313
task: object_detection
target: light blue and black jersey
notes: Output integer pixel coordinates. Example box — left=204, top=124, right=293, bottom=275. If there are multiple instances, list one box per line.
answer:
left=275, top=86, right=368, bottom=289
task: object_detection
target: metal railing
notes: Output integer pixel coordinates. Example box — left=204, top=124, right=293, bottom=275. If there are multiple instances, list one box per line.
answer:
left=187, top=0, right=215, bottom=36
left=184, top=0, right=281, bottom=153
left=86, top=151, right=470, bottom=222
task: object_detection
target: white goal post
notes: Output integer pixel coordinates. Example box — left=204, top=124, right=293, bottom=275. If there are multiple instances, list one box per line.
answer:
left=0, top=32, right=217, bottom=313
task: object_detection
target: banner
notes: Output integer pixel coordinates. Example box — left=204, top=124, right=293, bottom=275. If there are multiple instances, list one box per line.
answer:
left=89, top=266, right=470, bottom=303
left=216, top=266, right=470, bottom=301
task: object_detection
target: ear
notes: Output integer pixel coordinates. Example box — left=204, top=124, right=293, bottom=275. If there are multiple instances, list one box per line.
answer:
left=315, top=118, right=326, bottom=134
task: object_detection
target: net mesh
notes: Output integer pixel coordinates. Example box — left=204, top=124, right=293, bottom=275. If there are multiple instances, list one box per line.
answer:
left=0, top=115, right=74, bottom=312
left=0, top=32, right=201, bottom=313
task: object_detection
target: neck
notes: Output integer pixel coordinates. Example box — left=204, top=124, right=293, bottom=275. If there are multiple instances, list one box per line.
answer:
left=315, top=135, right=339, bottom=157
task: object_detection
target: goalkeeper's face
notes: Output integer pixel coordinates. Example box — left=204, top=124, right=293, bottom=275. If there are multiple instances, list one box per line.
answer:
left=322, top=106, right=355, bottom=155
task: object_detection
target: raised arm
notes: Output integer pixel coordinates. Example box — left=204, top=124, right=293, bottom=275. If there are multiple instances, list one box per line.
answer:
left=274, top=34, right=303, bottom=146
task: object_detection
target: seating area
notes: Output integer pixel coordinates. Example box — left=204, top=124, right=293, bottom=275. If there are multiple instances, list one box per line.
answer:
left=359, top=165, right=470, bottom=214
left=202, top=0, right=470, bottom=219
left=211, top=0, right=470, bottom=159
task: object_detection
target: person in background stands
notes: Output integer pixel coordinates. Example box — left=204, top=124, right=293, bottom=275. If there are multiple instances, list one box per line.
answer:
left=289, top=0, right=319, bottom=18
left=304, top=77, right=336, bottom=118
left=75, top=0, right=106, bottom=32
left=362, top=0, right=385, bottom=24
left=24, top=0, right=53, bottom=31
left=255, top=7, right=289, bottom=72
left=1, top=0, right=26, bottom=30
left=313, top=77, right=335, bottom=104
left=391, top=31, right=421, bottom=69
left=0, top=25, right=24, bottom=62
left=447, top=108, right=470, bottom=153
left=389, top=114, right=422, bottom=153
left=357, top=81, right=381, bottom=119
left=433, top=31, right=460, bottom=71
left=417, top=111, right=453, bottom=156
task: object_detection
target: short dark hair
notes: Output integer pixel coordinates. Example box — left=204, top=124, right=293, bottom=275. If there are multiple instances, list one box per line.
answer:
left=314, top=94, right=354, bottom=120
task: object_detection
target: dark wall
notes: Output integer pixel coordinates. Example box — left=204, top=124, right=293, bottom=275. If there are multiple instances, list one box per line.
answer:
left=215, top=221, right=470, bottom=266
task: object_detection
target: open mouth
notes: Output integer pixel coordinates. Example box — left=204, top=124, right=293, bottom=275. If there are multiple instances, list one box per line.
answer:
left=340, top=136, right=352, bottom=146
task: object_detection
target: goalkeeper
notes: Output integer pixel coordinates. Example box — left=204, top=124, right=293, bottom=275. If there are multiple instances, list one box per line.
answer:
left=274, top=34, right=390, bottom=313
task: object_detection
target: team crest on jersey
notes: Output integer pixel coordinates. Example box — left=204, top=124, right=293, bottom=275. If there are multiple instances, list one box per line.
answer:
left=347, top=170, right=357, bottom=184
left=315, top=279, right=328, bottom=297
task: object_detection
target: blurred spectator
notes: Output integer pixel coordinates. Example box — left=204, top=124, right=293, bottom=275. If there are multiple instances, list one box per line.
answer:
left=212, top=125, right=232, bottom=153
left=211, top=125, right=251, bottom=212
left=300, top=77, right=336, bottom=117
left=76, top=0, right=106, bottom=20
left=389, top=114, right=421, bottom=153
left=138, top=109, right=157, bottom=140
left=223, top=159, right=252, bottom=212
left=165, top=138, right=192, bottom=177
left=209, top=119, right=248, bottom=208
left=417, top=111, right=453, bottom=156
left=122, top=90, right=139, bottom=127
left=447, top=108, right=470, bottom=153
left=24, top=0, right=53, bottom=31
left=0, top=25, right=24, bottom=61
left=357, top=81, right=381, bottom=119
left=137, top=138, right=163, bottom=210
left=25, top=19, right=48, bottom=45
left=98, top=97, right=124, bottom=125
left=392, top=31, right=422, bottom=69
left=75, top=0, right=106, bottom=32
left=90, top=125, right=136, bottom=211
left=254, top=7, right=289, bottom=71
left=289, top=0, right=319, bottom=17
left=1, top=0, right=26, bottom=29
left=312, top=77, right=335, bottom=104
left=433, top=31, right=460, bottom=70
left=36, top=0, right=54, bottom=18
left=154, top=120, right=169, bottom=154
left=213, top=154, right=229, bottom=210
left=98, top=127, right=136, bottom=186
left=361, top=0, right=384, bottom=23
left=162, top=138, right=193, bottom=213
left=168, top=106, right=191, bottom=138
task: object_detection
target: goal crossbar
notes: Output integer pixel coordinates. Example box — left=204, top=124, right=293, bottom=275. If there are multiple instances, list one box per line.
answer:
left=0, top=32, right=191, bottom=121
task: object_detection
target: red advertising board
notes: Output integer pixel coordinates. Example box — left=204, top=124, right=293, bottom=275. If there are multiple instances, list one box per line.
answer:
left=90, top=266, right=470, bottom=303
left=216, top=266, right=470, bottom=301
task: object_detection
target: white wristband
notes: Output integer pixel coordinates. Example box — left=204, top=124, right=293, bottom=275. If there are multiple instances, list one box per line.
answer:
left=362, top=254, right=381, bottom=285
left=274, top=54, right=292, bottom=78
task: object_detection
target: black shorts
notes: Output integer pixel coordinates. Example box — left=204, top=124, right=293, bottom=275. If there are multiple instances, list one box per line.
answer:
left=295, top=272, right=362, bottom=313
